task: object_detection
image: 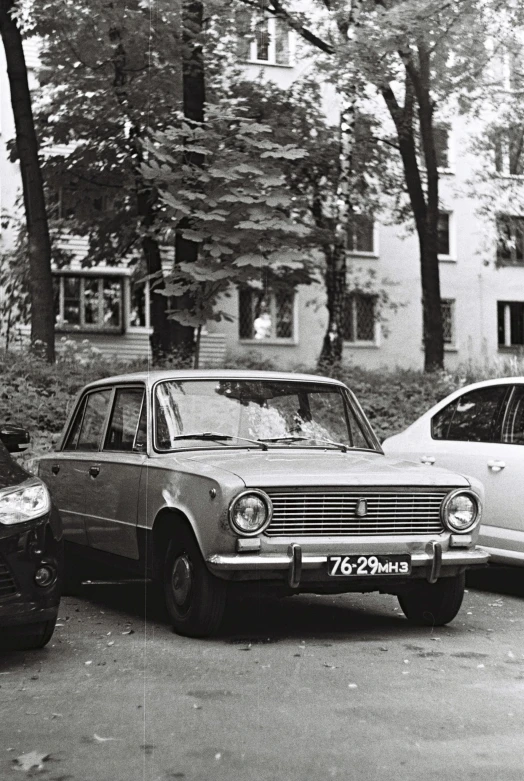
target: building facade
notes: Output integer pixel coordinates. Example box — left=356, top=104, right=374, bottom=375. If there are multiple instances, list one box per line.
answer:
left=1, top=21, right=523, bottom=370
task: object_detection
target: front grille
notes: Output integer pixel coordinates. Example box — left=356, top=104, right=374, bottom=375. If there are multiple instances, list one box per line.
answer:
left=0, top=557, right=18, bottom=599
left=265, top=488, right=447, bottom=537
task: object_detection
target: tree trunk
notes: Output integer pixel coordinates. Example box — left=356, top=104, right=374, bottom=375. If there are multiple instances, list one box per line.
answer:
left=0, top=0, right=55, bottom=362
left=169, top=0, right=207, bottom=365
left=318, top=93, right=356, bottom=366
left=381, top=66, right=444, bottom=372
left=109, top=25, right=176, bottom=363
left=415, top=44, right=444, bottom=372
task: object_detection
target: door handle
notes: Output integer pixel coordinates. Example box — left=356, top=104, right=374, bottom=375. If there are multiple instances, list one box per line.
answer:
left=420, top=456, right=435, bottom=465
left=487, top=459, right=506, bottom=472
left=51, top=464, right=60, bottom=475
left=89, top=465, right=100, bottom=478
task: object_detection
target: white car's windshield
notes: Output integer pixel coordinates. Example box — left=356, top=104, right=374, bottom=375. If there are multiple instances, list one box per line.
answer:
left=154, top=379, right=377, bottom=451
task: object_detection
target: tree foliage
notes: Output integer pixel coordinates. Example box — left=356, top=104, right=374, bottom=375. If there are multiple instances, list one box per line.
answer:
left=143, top=103, right=315, bottom=328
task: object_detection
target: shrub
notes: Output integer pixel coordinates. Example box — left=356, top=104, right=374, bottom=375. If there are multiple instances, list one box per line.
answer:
left=3, top=347, right=523, bottom=468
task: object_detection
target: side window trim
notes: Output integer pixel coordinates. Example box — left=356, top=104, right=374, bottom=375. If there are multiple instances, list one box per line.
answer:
left=431, top=385, right=511, bottom=443
left=102, top=384, right=146, bottom=453
left=63, top=387, right=114, bottom=452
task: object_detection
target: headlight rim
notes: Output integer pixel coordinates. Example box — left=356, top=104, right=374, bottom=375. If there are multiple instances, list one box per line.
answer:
left=228, top=489, right=273, bottom=537
left=0, top=477, right=51, bottom=526
left=441, top=488, right=481, bottom=534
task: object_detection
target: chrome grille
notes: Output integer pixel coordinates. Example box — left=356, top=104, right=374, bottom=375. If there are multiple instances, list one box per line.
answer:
left=265, top=489, right=447, bottom=536
left=0, top=557, right=18, bottom=599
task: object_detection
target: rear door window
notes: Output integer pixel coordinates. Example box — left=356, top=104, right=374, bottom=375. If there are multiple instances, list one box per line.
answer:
left=431, top=386, right=509, bottom=442
left=64, top=389, right=112, bottom=451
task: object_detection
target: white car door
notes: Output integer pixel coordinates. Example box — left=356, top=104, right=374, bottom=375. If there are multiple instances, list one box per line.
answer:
left=384, top=383, right=524, bottom=562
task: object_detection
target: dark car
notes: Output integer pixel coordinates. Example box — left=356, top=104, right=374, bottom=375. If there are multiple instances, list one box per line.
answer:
left=0, top=425, right=62, bottom=650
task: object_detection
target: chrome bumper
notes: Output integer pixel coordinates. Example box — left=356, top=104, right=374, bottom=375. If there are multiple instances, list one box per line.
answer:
left=207, top=543, right=489, bottom=588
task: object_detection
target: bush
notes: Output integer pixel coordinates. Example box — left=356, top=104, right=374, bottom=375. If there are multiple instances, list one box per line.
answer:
left=3, top=346, right=523, bottom=468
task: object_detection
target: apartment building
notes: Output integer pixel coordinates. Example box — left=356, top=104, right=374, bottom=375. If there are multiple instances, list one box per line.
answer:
left=1, top=18, right=523, bottom=370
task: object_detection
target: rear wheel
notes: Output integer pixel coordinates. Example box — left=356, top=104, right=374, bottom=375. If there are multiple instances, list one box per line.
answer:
left=163, top=525, right=227, bottom=637
left=398, top=573, right=465, bottom=627
left=0, top=618, right=57, bottom=651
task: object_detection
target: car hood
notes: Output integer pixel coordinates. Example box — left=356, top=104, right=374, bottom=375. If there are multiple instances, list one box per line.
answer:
left=178, top=449, right=471, bottom=488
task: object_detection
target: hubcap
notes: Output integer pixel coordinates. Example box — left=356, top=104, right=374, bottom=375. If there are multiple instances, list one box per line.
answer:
left=172, top=553, right=192, bottom=608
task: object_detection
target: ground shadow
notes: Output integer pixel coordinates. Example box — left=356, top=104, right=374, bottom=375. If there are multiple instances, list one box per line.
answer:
left=67, top=580, right=461, bottom=644
left=467, top=565, right=524, bottom=599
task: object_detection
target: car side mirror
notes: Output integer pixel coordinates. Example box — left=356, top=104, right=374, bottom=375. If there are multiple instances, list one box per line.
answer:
left=0, top=425, right=31, bottom=453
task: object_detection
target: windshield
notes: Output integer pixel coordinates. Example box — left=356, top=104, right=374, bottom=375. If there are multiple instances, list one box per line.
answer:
left=154, top=379, right=377, bottom=451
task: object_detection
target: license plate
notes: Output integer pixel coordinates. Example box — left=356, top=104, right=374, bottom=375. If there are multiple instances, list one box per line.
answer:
left=327, top=554, right=411, bottom=577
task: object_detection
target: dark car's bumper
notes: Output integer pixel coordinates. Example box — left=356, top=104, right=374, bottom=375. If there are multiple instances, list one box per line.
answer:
left=0, top=507, right=62, bottom=628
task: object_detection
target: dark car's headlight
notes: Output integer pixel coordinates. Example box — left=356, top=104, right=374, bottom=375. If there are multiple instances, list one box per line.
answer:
left=0, top=478, right=51, bottom=526
left=442, top=490, right=481, bottom=533
left=229, top=490, right=273, bottom=536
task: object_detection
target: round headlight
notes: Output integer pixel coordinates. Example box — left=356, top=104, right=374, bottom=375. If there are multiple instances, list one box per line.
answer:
left=442, top=490, right=480, bottom=533
left=229, top=490, right=272, bottom=536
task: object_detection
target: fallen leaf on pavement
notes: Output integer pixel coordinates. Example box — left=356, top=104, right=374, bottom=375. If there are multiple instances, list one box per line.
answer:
left=93, top=734, right=118, bottom=742
left=13, top=751, right=49, bottom=772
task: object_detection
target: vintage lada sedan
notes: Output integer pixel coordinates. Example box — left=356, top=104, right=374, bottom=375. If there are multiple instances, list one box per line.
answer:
left=38, top=370, right=488, bottom=637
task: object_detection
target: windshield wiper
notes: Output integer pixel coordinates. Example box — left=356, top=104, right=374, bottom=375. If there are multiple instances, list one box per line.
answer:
left=170, top=432, right=268, bottom=451
left=259, top=436, right=348, bottom=452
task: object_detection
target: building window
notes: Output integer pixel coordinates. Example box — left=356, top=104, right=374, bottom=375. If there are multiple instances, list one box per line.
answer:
left=236, top=10, right=291, bottom=65
left=508, top=46, right=524, bottom=92
left=54, top=274, right=123, bottom=332
left=347, top=214, right=375, bottom=254
left=238, top=286, right=295, bottom=341
left=494, top=125, right=524, bottom=176
left=434, top=125, right=451, bottom=170
left=437, top=212, right=451, bottom=257
left=498, top=301, right=524, bottom=347
left=48, top=187, right=77, bottom=220
left=496, top=215, right=524, bottom=265
left=441, top=299, right=455, bottom=346
left=343, top=293, right=377, bottom=344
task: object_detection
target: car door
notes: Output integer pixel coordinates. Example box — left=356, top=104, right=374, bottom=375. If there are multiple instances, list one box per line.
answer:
left=389, top=383, right=524, bottom=556
left=40, top=388, right=113, bottom=546
left=83, top=385, right=147, bottom=560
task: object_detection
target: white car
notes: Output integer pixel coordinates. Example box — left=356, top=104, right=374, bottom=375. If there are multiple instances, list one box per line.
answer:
left=383, top=377, right=524, bottom=566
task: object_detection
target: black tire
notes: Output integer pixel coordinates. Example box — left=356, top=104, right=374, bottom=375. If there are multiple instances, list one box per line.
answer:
left=163, top=525, right=227, bottom=638
left=0, top=618, right=57, bottom=651
left=398, top=573, right=466, bottom=627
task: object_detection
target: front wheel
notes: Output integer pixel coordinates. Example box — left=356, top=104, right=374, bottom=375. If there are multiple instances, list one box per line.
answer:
left=398, top=573, right=465, bottom=627
left=163, top=526, right=227, bottom=638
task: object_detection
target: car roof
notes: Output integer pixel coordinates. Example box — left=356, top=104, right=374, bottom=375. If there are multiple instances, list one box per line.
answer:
left=83, top=369, right=347, bottom=391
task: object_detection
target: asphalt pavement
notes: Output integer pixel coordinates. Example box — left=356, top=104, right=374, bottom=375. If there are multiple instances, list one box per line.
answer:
left=2, top=568, right=524, bottom=781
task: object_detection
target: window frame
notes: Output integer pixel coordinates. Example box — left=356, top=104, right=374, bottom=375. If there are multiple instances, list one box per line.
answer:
left=496, top=215, right=524, bottom=265
left=103, top=385, right=147, bottom=453
left=498, top=300, right=524, bottom=349
left=434, top=124, right=454, bottom=173
left=437, top=211, right=456, bottom=261
left=238, top=13, right=293, bottom=67
left=343, top=292, right=379, bottom=347
left=431, top=385, right=510, bottom=443
left=62, top=387, right=113, bottom=452
left=441, top=298, right=457, bottom=351
left=238, top=286, right=298, bottom=345
left=54, top=271, right=125, bottom=334
left=347, top=214, right=378, bottom=258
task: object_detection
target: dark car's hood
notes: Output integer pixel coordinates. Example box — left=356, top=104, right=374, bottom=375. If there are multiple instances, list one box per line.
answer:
left=0, top=442, right=30, bottom=491
left=179, top=449, right=471, bottom=488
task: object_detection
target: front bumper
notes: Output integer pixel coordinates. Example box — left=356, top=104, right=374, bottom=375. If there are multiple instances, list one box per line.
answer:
left=207, top=543, right=489, bottom=589
left=0, top=510, right=62, bottom=627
